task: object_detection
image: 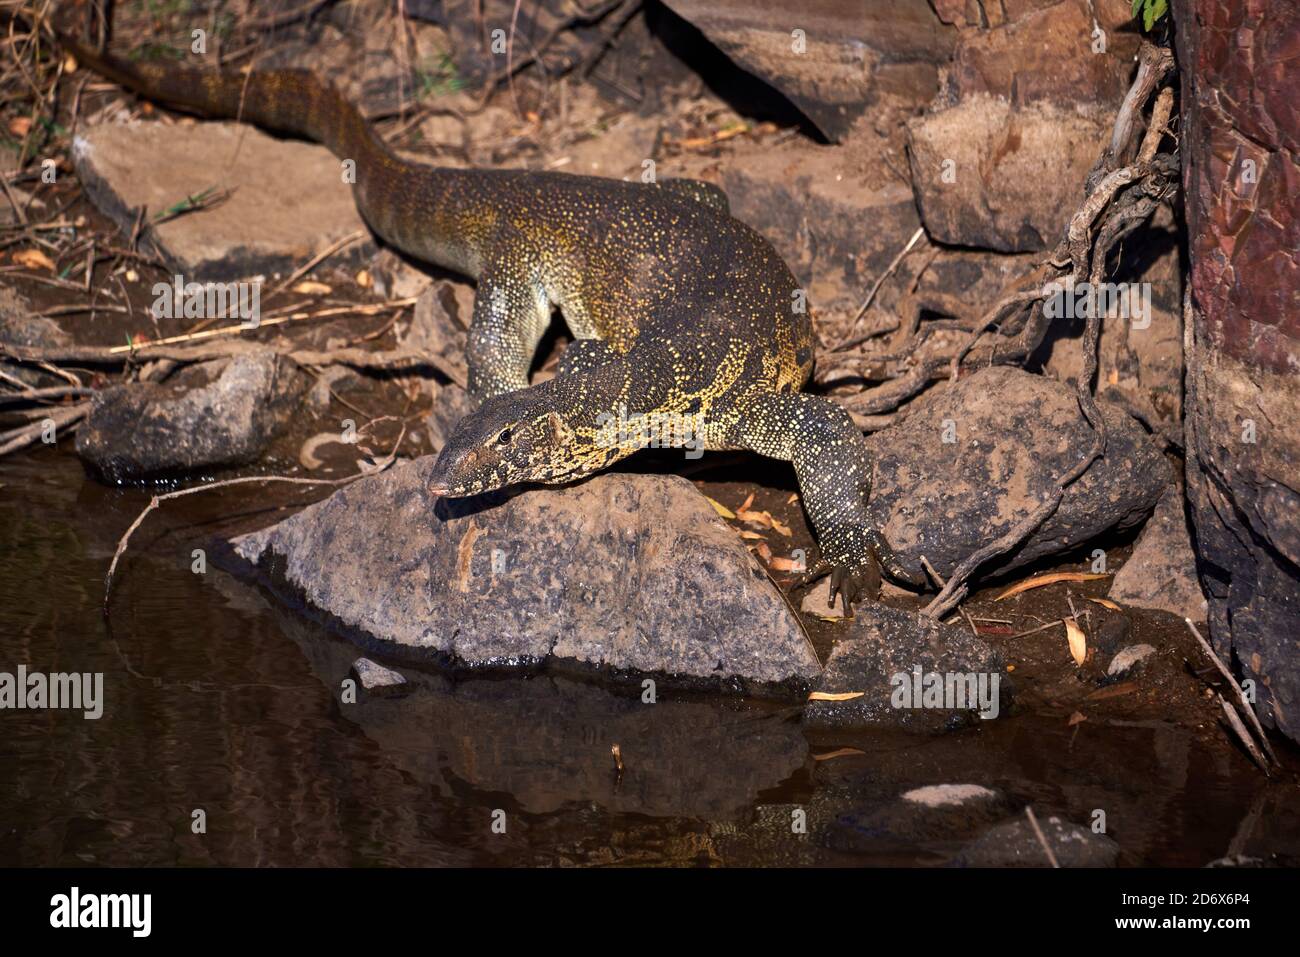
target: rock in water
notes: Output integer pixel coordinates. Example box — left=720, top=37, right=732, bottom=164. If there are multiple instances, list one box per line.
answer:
left=952, top=814, right=1120, bottom=867
left=865, top=365, right=1170, bottom=584
left=76, top=352, right=308, bottom=481
left=1109, top=484, right=1208, bottom=621
left=231, top=466, right=820, bottom=687
left=803, top=604, right=1009, bottom=733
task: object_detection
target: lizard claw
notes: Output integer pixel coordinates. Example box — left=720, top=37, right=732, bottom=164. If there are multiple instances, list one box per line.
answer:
left=790, top=554, right=882, bottom=615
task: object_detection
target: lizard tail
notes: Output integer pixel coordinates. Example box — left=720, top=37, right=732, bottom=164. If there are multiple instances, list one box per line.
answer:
left=53, top=8, right=391, bottom=171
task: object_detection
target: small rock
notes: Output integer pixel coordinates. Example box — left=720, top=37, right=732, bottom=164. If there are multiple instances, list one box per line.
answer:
left=72, top=121, right=372, bottom=279
left=866, top=365, right=1170, bottom=583
left=800, top=578, right=849, bottom=619
left=901, top=784, right=998, bottom=808
left=368, top=248, right=437, bottom=300
left=1107, top=643, right=1157, bottom=677
left=232, top=467, right=820, bottom=687
left=907, top=95, right=1115, bottom=252
left=952, top=814, right=1120, bottom=867
left=803, top=604, right=1010, bottom=733
left=350, top=657, right=408, bottom=692
left=76, top=351, right=308, bottom=481
left=1109, top=484, right=1209, bottom=622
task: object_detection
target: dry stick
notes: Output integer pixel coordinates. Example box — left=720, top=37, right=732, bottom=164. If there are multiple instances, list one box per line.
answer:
left=0, top=384, right=93, bottom=404
left=0, top=403, right=86, bottom=456
left=1185, top=618, right=1277, bottom=765
left=1024, top=806, right=1060, bottom=868
left=1218, top=694, right=1271, bottom=775
left=266, top=229, right=368, bottom=299
left=839, top=226, right=926, bottom=345
left=104, top=425, right=406, bottom=613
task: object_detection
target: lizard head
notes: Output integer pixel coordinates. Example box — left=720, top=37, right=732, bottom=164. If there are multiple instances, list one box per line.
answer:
left=428, top=386, right=609, bottom=497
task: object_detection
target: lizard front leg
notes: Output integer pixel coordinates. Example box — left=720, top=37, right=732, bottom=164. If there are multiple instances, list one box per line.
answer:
left=733, top=390, right=922, bottom=610
left=465, top=260, right=552, bottom=400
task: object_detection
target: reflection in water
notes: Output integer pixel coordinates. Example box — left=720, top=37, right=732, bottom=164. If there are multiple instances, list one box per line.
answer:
left=1, top=452, right=1294, bottom=866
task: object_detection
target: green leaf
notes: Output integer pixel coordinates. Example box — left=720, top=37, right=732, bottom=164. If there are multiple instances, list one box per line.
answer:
left=1144, top=4, right=1155, bottom=30
left=1132, top=0, right=1143, bottom=16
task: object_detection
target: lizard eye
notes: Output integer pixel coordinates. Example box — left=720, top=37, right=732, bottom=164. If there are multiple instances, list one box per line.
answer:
left=496, top=428, right=512, bottom=446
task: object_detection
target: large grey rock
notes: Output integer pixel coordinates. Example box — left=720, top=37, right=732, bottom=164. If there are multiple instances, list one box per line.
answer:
left=660, top=0, right=955, bottom=141
left=865, top=365, right=1170, bottom=583
left=72, top=121, right=371, bottom=280
left=75, top=351, right=309, bottom=481
left=1109, top=484, right=1208, bottom=621
left=0, top=288, right=72, bottom=387
left=1175, top=0, right=1300, bottom=745
left=803, top=604, right=1009, bottom=733
left=906, top=96, right=1116, bottom=252
left=232, top=465, right=820, bottom=687
left=952, top=814, right=1121, bottom=867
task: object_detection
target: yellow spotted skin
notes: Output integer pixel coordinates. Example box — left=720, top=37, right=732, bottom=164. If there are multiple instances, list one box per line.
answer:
left=57, top=10, right=920, bottom=606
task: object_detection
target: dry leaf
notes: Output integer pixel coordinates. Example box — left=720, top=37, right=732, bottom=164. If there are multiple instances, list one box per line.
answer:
left=768, top=556, right=802, bottom=572
left=786, top=493, right=798, bottom=505
left=1068, top=711, right=1087, bottom=726
left=1086, top=681, right=1139, bottom=701
left=754, top=541, right=773, bottom=563
left=704, top=496, right=735, bottom=519
left=808, top=691, right=864, bottom=702
left=994, top=572, right=1110, bottom=601
left=355, top=268, right=372, bottom=288
left=293, top=280, right=332, bottom=295
left=64, top=52, right=78, bottom=73
left=13, top=248, right=55, bottom=272
left=812, top=747, right=865, bottom=761
left=1065, top=618, right=1087, bottom=666
left=768, top=514, right=792, bottom=537
left=8, top=117, right=32, bottom=137
left=736, top=508, right=770, bottom=526
left=1088, top=597, right=1122, bottom=611
left=738, top=530, right=764, bottom=541
left=738, top=492, right=755, bottom=512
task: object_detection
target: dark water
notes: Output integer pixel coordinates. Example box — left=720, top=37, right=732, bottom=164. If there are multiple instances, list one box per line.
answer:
left=1, top=448, right=1295, bottom=866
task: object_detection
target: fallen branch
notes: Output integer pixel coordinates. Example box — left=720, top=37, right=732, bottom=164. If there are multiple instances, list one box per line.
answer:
left=104, top=424, right=406, bottom=614
left=1186, top=618, right=1277, bottom=767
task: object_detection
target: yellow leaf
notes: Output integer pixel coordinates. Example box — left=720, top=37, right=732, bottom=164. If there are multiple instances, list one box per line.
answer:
left=293, top=280, right=332, bottom=295
left=809, top=691, right=864, bottom=702
left=1065, top=618, right=1087, bottom=666
left=13, top=248, right=55, bottom=272
left=994, top=572, right=1111, bottom=601
left=704, top=496, right=735, bottom=519
left=812, top=747, right=865, bottom=761
left=1089, top=597, right=1122, bottom=611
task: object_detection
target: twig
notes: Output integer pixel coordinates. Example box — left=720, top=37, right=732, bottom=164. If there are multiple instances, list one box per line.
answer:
left=840, top=226, right=925, bottom=342
left=104, top=424, right=406, bottom=613
left=1186, top=618, right=1277, bottom=766
left=1218, top=694, right=1270, bottom=775
left=1024, top=806, right=1060, bottom=868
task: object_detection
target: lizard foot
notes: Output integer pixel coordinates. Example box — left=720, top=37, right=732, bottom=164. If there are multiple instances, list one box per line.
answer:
left=792, top=555, right=882, bottom=615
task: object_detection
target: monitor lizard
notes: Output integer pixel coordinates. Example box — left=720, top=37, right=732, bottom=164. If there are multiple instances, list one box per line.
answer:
left=54, top=5, right=923, bottom=609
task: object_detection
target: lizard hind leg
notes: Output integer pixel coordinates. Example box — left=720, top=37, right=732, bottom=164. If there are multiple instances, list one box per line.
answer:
left=732, top=390, right=921, bottom=610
